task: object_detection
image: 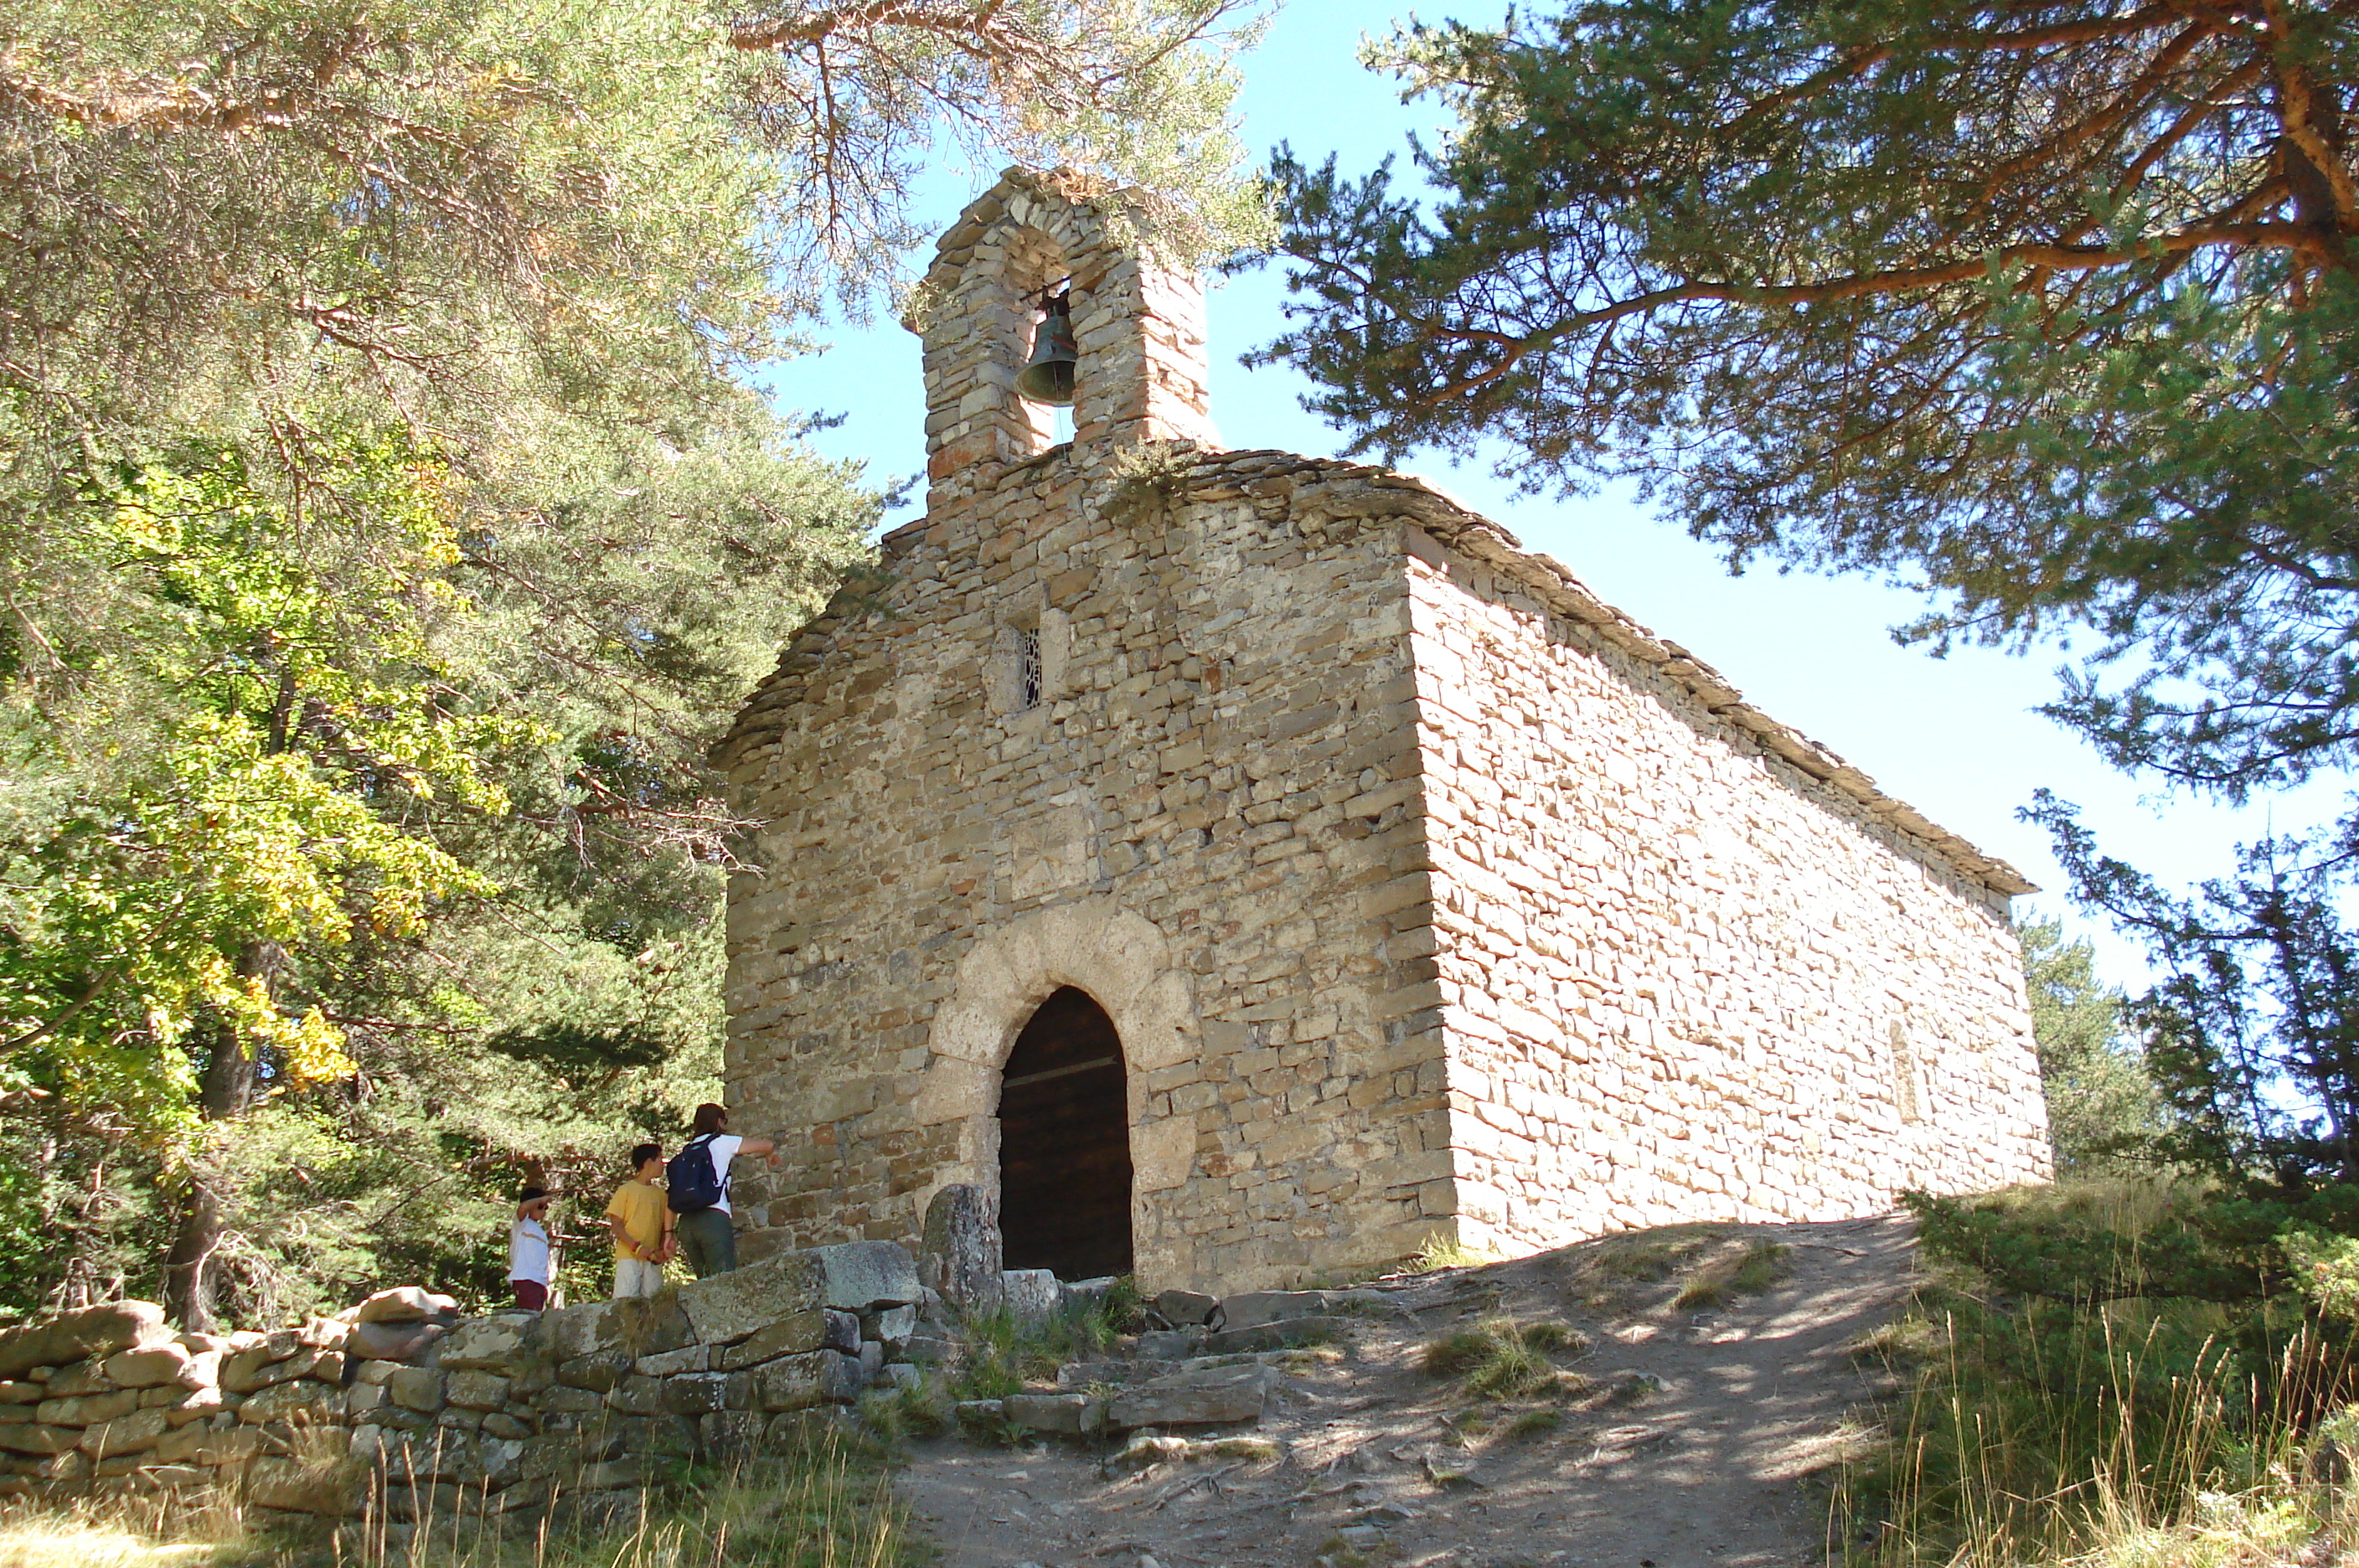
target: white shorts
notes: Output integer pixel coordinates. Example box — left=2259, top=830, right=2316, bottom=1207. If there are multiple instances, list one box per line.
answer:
left=613, top=1256, right=666, bottom=1299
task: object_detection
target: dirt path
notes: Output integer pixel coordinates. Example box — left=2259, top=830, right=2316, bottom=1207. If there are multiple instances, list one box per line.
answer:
left=897, top=1215, right=1916, bottom=1568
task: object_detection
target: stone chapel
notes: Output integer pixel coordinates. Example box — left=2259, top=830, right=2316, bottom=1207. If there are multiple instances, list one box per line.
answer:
left=711, top=170, right=2054, bottom=1296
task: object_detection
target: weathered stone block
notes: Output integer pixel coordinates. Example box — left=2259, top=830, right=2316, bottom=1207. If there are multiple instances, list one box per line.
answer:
left=605, top=1375, right=666, bottom=1416
left=445, top=1370, right=513, bottom=1411
left=102, top=1344, right=193, bottom=1388
left=821, top=1310, right=859, bottom=1354
left=0, top=1424, right=79, bottom=1455
left=1105, top=1364, right=1273, bottom=1431
left=1003, top=1393, right=1103, bottom=1436
left=714, top=1313, right=827, bottom=1370
left=236, top=1380, right=339, bottom=1426
left=387, top=1366, right=447, bottom=1413
left=659, top=1373, right=736, bottom=1416
left=535, top=1385, right=605, bottom=1415
left=921, top=1184, right=1002, bottom=1316
left=700, top=1411, right=767, bottom=1459
left=632, top=1345, right=710, bottom=1378
left=751, top=1352, right=859, bottom=1411
left=163, top=1385, right=226, bottom=1426
left=557, top=1352, right=632, bottom=1392
left=809, top=1243, right=918, bottom=1312
left=1203, top=1315, right=1350, bottom=1356
left=155, top=1423, right=265, bottom=1464
left=0, top=1301, right=167, bottom=1380
left=1001, top=1270, right=1058, bottom=1325
left=245, top=1455, right=364, bottom=1517
left=223, top=1337, right=316, bottom=1392
left=677, top=1251, right=827, bottom=1346
left=1212, top=1290, right=1333, bottom=1331
left=356, top=1287, right=447, bottom=1325
left=80, top=1407, right=170, bottom=1457
left=865, top=1306, right=917, bottom=1350
left=437, top=1314, right=541, bottom=1374
left=1154, top=1290, right=1218, bottom=1326
left=348, top=1322, right=447, bottom=1363
left=37, top=1388, right=139, bottom=1426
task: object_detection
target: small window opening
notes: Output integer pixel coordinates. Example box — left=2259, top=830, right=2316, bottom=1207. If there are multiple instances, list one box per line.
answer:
left=1018, top=627, right=1042, bottom=709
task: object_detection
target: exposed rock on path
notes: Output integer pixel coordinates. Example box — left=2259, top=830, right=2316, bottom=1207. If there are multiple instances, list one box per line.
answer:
left=897, top=1215, right=1917, bottom=1568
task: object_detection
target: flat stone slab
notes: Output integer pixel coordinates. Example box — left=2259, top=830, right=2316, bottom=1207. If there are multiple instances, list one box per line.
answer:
left=1214, top=1289, right=1386, bottom=1331
left=1202, top=1315, right=1351, bottom=1357
left=808, top=1243, right=918, bottom=1312
left=1104, top=1363, right=1274, bottom=1431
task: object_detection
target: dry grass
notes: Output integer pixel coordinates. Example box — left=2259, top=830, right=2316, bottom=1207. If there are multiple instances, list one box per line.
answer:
left=0, top=1432, right=916, bottom=1568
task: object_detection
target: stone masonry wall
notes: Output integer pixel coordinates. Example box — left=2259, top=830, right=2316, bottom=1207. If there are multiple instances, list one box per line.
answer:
left=1400, top=529, right=2052, bottom=1252
left=717, top=446, right=1458, bottom=1295
left=0, top=1244, right=933, bottom=1533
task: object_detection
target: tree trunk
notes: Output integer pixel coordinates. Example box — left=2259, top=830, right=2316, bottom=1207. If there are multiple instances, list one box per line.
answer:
left=160, top=940, right=284, bottom=1331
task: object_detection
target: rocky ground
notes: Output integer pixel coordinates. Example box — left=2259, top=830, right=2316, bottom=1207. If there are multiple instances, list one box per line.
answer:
left=896, top=1215, right=1918, bottom=1568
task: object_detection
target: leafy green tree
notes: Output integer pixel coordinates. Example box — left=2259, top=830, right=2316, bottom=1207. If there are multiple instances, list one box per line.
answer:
left=0, top=0, right=1268, bottom=1324
left=2021, top=916, right=2160, bottom=1173
left=1257, top=0, right=2359, bottom=800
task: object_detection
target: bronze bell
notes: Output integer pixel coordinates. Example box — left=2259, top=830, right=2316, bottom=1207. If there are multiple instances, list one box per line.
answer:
left=1015, top=290, right=1078, bottom=407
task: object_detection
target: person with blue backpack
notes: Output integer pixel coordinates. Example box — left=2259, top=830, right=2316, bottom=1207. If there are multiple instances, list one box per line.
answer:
left=668, top=1102, right=778, bottom=1277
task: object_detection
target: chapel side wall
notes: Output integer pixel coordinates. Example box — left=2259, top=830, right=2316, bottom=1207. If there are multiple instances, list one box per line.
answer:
left=718, top=460, right=1454, bottom=1295
left=1402, top=539, right=2052, bottom=1253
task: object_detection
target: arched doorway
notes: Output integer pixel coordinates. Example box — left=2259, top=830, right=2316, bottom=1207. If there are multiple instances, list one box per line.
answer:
left=998, top=986, right=1134, bottom=1280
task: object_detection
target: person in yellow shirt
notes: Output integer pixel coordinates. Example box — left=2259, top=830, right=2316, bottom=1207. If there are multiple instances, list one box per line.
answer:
left=604, top=1143, right=673, bottom=1298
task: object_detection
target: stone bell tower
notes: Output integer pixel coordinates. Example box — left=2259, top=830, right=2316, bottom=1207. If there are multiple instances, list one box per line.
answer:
left=911, top=169, right=1218, bottom=509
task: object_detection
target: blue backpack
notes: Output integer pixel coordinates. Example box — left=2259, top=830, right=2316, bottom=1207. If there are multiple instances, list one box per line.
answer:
left=666, top=1135, right=725, bottom=1215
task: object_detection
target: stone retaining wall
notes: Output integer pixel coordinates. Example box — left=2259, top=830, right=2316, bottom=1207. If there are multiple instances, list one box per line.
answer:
left=0, top=1242, right=935, bottom=1534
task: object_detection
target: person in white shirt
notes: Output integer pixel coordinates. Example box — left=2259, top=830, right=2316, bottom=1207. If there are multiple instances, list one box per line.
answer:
left=671, top=1102, right=778, bottom=1277
left=508, top=1186, right=555, bottom=1310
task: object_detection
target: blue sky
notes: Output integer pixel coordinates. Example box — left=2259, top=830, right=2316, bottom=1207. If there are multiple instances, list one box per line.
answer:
left=758, top=0, right=2343, bottom=991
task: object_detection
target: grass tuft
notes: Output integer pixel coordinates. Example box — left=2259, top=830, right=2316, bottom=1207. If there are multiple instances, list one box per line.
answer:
left=1674, top=1240, right=1790, bottom=1310
left=1422, top=1315, right=1590, bottom=1399
left=1409, top=1233, right=1501, bottom=1273
left=1503, top=1407, right=1564, bottom=1440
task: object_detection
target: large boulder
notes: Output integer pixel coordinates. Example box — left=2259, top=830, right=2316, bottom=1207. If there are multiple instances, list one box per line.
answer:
left=678, top=1251, right=827, bottom=1345
left=808, top=1242, right=918, bottom=1313
left=0, top=1301, right=167, bottom=1379
left=921, top=1184, right=1003, bottom=1316
left=1105, top=1364, right=1274, bottom=1431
